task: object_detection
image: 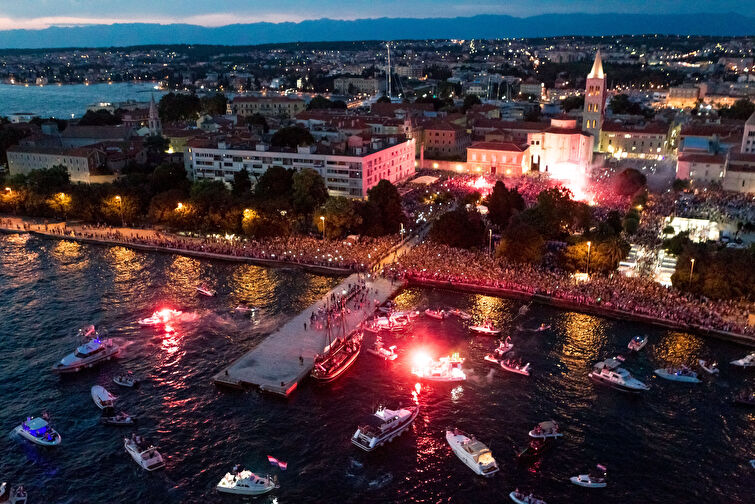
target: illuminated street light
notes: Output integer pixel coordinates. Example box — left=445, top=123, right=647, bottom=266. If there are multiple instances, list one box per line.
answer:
left=176, top=202, right=184, bottom=211
left=586, top=241, right=592, bottom=277
left=689, top=258, right=695, bottom=286
left=320, top=216, right=326, bottom=240
left=115, top=195, right=124, bottom=227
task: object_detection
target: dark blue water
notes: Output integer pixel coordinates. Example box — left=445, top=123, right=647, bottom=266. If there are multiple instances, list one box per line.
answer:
left=0, top=233, right=753, bottom=504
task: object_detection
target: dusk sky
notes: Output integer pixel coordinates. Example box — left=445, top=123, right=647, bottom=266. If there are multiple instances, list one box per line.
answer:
left=0, top=0, right=753, bottom=30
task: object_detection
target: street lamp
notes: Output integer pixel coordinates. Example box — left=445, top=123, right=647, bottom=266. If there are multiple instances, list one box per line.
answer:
left=689, top=258, right=695, bottom=287
left=320, top=216, right=326, bottom=240
left=115, top=195, right=124, bottom=227
left=176, top=202, right=184, bottom=211
left=586, top=241, right=592, bottom=277
left=400, top=222, right=405, bottom=241
left=488, top=229, right=493, bottom=256
left=4, top=187, right=10, bottom=194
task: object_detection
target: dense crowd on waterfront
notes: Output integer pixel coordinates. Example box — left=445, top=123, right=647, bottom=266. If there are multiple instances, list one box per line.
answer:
left=384, top=243, right=754, bottom=336
left=0, top=218, right=398, bottom=272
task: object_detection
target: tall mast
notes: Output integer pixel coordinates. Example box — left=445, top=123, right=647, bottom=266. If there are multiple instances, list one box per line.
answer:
left=386, top=42, right=392, bottom=100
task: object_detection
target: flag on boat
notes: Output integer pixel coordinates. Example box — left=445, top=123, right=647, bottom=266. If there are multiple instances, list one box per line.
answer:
left=267, top=455, right=288, bottom=470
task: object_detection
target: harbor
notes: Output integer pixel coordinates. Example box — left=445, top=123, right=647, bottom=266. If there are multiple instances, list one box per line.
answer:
left=213, top=274, right=404, bottom=395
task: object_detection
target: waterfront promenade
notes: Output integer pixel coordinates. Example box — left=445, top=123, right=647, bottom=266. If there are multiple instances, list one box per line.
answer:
left=213, top=274, right=403, bottom=395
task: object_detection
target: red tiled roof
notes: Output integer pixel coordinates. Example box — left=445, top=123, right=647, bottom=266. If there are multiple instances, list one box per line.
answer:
left=469, top=141, right=527, bottom=152
left=601, top=121, right=669, bottom=135
left=678, top=153, right=726, bottom=163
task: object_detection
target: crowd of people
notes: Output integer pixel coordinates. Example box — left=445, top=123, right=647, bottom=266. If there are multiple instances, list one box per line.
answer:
left=0, top=218, right=399, bottom=272
left=384, top=243, right=754, bottom=336
left=674, top=190, right=755, bottom=225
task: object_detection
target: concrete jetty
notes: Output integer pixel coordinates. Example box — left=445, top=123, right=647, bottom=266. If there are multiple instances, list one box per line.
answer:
left=213, top=274, right=403, bottom=396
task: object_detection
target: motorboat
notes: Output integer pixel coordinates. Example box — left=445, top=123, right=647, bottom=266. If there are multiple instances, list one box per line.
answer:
left=411, top=353, right=466, bottom=382
left=730, top=352, right=755, bottom=368
left=216, top=468, right=277, bottom=496
left=733, top=390, right=754, bottom=407
left=528, top=420, right=562, bottom=439
left=500, top=358, right=531, bottom=376
left=366, top=337, right=398, bottom=361
left=124, top=435, right=165, bottom=471
left=113, top=372, right=139, bottom=388
left=101, top=409, right=136, bottom=426
left=509, top=490, right=547, bottom=504
left=352, top=404, right=419, bottom=451
left=516, top=438, right=552, bottom=461
left=588, top=358, right=649, bottom=393
left=627, top=335, right=648, bottom=352
left=0, top=483, right=27, bottom=504
left=424, top=308, right=446, bottom=320
left=233, top=304, right=257, bottom=314
left=14, top=416, right=61, bottom=447
left=448, top=308, right=472, bottom=320
left=698, top=359, right=719, bottom=375
left=137, top=309, right=182, bottom=326
left=195, top=284, right=216, bottom=297
left=570, top=464, right=608, bottom=488
left=311, top=333, right=362, bottom=383
left=533, top=324, right=551, bottom=332
left=445, top=428, right=499, bottom=477
left=91, top=385, right=117, bottom=409
left=52, top=327, right=119, bottom=374
left=483, top=354, right=501, bottom=364
left=494, top=337, right=514, bottom=357
left=469, top=322, right=501, bottom=336
left=655, top=366, right=701, bottom=383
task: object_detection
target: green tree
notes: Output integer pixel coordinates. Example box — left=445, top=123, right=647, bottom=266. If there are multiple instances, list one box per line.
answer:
left=672, top=178, right=690, bottom=192
left=307, top=95, right=346, bottom=110
left=78, top=109, right=121, bottom=126
left=429, top=208, right=485, bottom=249
left=662, top=231, right=691, bottom=255
left=366, top=179, right=404, bottom=235
left=158, top=92, right=201, bottom=122
left=614, top=168, right=647, bottom=196
left=0, top=126, right=31, bottom=165
left=270, top=126, right=314, bottom=149
left=561, top=95, right=585, bottom=112
left=717, top=98, right=755, bottom=120
left=255, top=165, right=294, bottom=202
left=485, top=181, right=514, bottom=229
left=560, top=237, right=629, bottom=274
left=200, top=93, right=227, bottom=115
left=244, top=113, right=269, bottom=133
left=150, top=163, right=189, bottom=194
left=292, top=168, right=328, bottom=219
left=496, top=219, right=544, bottom=264
left=319, top=196, right=363, bottom=238
left=462, top=94, right=482, bottom=111
left=101, top=193, right=140, bottom=225
left=148, top=189, right=185, bottom=223
left=232, top=168, right=252, bottom=198
left=26, top=165, right=70, bottom=195
left=376, top=95, right=391, bottom=103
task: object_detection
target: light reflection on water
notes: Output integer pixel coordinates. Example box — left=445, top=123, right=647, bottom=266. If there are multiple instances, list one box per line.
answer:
left=0, top=236, right=752, bottom=504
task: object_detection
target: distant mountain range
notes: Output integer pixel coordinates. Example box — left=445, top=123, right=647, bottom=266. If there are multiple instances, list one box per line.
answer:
left=0, top=13, right=753, bottom=49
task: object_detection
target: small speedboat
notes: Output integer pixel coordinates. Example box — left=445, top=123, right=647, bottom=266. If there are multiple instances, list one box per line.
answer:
left=483, top=354, right=501, bottom=364
left=528, top=420, right=562, bottom=439
left=113, top=372, right=139, bottom=388
left=91, top=385, right=117, bottom=409
left=52, top=327, right=119, bottom=374
left=698, top=359, right=719, bottom=375
left=448, top=308, right=472, bottom=320
left=101, top=409, right=136, bottom=426
left=494, top=337, right=514, bottom=357
left=570, top=464, right=607, bottom=488
left=138, top=309, right=182, bottom=326
left=234, top=304, right=257, bottom=314
left=424, top=308, right=446, bottom=320
left=196, top=284, right=216, bottom=297
left=509, top=490, right=547, bottom=504
left=533, top=324, right=551, bottom=333
left=217, top=467, right=277, bottom=496
left=366, top=338, right=398, bottom=361
left=589, top=358, right=649, bottom=393
left=411, top=353, right=466, bottom=382
left=501, top=358, right=531, bottom=376
left=516, top=438, right=552, bottom=461
left=352, top=404, right=419, bottom=451
left=627, top=335, right=648, bottom=352
left=470, top=323, right=501, bottom=336
left=655, top=367, right=701, bottom=383
left=14, top=416, right=61, bottom=447
left=730, top=352, right=755, bottom=368
left=445, top=428, right=499, bottom=477
left=124, top=435, right=164, bottom=471
left=733, top=390, right=755, bottom=407
left=0, top=483, right=27, bottom=504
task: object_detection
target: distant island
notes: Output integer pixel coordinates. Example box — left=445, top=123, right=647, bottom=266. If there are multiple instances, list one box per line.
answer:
left=0, top=12, right=753, bottom=49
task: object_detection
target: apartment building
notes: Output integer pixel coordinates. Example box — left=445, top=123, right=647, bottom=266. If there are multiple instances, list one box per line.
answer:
left=227, top=96, right=307, bottom=119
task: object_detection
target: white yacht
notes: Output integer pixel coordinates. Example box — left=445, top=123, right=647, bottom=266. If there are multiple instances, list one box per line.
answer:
left=124, top=436, right=165, bottom=471
left=216, top=468, right=277, bottom=496
left=589, top=358, right=649, bottom=393
left=655, top=367, right=701, bottom=383
left=730, top=353, right=755, bottom=368
left=570, top=464, right=608, bottom=488
left=52, top=327, right=119, bottom=374
left=14, top=416, right=61, bottom=447
left=91, top=385, right=117, bottom=409
left=528, top=420, right=562, bottom=439
left=469, top=322, right=501, bottom=336
left=412, top=353, right=466, bottom=382
left=445, top=429, right=499, bottom=477
left=352, top=404, right=419, bottom=451
left=113, top=372, right=139, bottom=388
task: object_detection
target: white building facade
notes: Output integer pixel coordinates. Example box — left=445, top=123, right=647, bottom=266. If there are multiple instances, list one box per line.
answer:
left=187, top=139, right=416, bottom=198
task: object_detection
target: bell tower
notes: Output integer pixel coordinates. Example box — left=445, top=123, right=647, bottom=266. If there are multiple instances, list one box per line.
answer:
left=582, top=50, right=606, bottom=150
left=149, top=94, right=162, bottom=135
